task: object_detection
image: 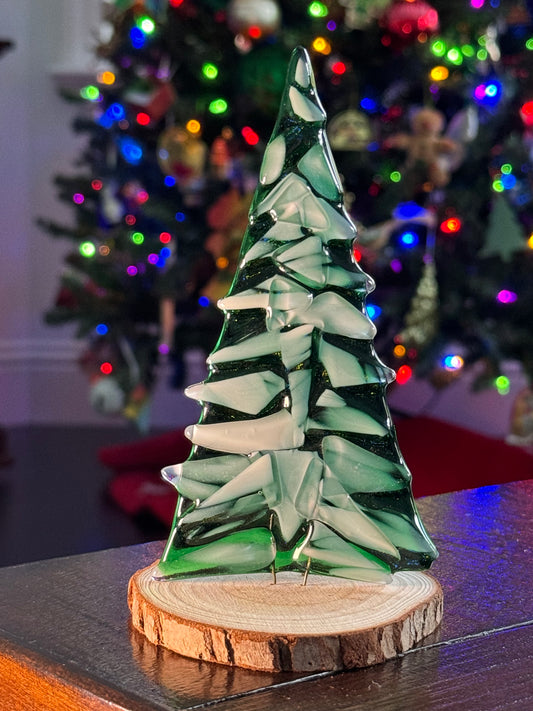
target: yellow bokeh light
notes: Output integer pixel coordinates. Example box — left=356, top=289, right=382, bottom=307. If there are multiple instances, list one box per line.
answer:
left=528, top=233, right=533, bottom=249
left=430, top=65, right=449, bottom=81
left=312, top=37, right=331, bottom=55
left=393, top=344, right=406, bottom=357
left=186, top=119, right=201, bottom=134
left=216, top=256, right=229, bottom=269
left=98, top=71, right=116, bottom=85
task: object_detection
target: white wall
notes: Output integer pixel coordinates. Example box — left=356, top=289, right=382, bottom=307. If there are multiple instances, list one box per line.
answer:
left=0, top=0, right=525, bottom=438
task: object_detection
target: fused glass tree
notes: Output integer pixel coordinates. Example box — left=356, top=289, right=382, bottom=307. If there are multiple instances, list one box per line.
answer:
left=156, top=47, right=438, bottom=584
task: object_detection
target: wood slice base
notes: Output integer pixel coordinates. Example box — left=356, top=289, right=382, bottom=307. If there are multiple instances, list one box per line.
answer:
left=128, top=562, right=443, bottom=673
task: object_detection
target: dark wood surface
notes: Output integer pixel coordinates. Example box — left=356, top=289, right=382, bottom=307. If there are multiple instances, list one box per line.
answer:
left=0, top=480, right=532, bottom=710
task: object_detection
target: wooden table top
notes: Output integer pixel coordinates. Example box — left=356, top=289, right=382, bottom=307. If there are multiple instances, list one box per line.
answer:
left=0, top=479, right=532, bottom=710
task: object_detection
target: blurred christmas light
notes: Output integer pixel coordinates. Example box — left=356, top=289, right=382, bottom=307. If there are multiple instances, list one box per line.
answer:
left=169, top=0, right=184, bottom=6
left=159, top=343, right=170, bottom=355
left=399, top=231, right=418, bottom=247
left=248, top=26, right=262, bottom=39
left=526, top=38, right=533, bottom=50
left=137, top=189, right=149, bottom=204
left=99, top=245, right=110, bottom=256
left=175, top=211, right=186, bottom=222
left=136, top=112, right=150, bottom=125
left=492, top=179, right=504, bottom=192
left=130, top=27, right=146, bottom=48
left=446, top=47, right=462, bottom=65
left=216, top=256, right=229, bottom=268
left=127, top=265, right=138, bottom=276
left=461, top=44, right=475, bottom=57
left=496, top=289, right=517, bottom=303
left=353, top=246, right=362, bottom=262
left=209, top=98, right=228, bottom=114
left=308, top=1, right=328, bottom=17
left=430, top=39, right=446, bottom=56
left=91, top=179, right=103, bottom=191
left=396, top=365, right=413, bottom=385
left=366, top=303, right=382, bottom=320
left=159, top=232, right=172, bottom=244
left=108, top=103, right=126, bottom=120
left=98, top=71, right=116, bottom=85
left=202, top=63, right=219, bottom=80
left=125, top=214, right=136, bottom=225
left=73, top=193, right=84, bottom=204
left=186, top=119, right=201, bottom=134
left=148, top=253, right=158, bottom=264
left=473, top=80, right=502, bottom=106
left=471, top=0, right=484, bottom=7
left=477, top=48, right=488, bottom=60
left=501, top=174, right=516, bottom=189
left=495, top=375, right=510, bottom=394
left=430, top=65, right=448, bottom=81
left=327, top=20, right=337, bottom=31
left=393, top=344, right=406, bottom=358
left=394, top=201, right=425, bottom=219
left=160, top=247, right=171, bottom=259
left=131, top=232, right=145, bottom=244
left=390, top=171, right=402, bottom=182
left=528, top=233, right=533, bottom=248
left=442, top=354, right=464, bottom=370
left=80, top=85, right=100, bottom=101
left=118, top=137, right=143, bottom=164
left=331, top=61, right=346, bottom=75
left=198, top=296, right=210, bottom=307
left=80, top=241, right=96, bottom=258
left=520, top=101, right=533, bottom=126
left=312, top=37, right=331, bottom=54
left=242, top=126, right=259, bottom=145
left=100, top=362, right=113, bottom=375
left=95, top=324, right=108, bottom=336
left=164, top=175, right=176, bottom=187
left=138, top=17, right=155, bottom=34
left=390, top=258, right=403, bottom=273
left=440, top=216, right=461, bottom=233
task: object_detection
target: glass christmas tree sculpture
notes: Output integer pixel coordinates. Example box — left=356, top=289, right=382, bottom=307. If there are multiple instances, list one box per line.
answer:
left=157, top=47, right=438, bottom=584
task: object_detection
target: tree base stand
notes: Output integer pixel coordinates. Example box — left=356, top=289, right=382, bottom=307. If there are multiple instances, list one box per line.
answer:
left=128, top=563, right=443, bottom=673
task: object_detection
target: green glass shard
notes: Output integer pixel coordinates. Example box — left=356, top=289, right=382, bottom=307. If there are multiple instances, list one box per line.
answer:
left=158, top=47, right=438, bottom=582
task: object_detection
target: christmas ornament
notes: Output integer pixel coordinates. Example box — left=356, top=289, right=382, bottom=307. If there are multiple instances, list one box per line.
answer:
left=507, top=387, right=533, bottom=448
left=157, top=126, right=208, bottom=186
left=479, top=194, right=526, bottom=262
left=227, top=0, right=281, bottom=39
left=339, top=0, right=392, bottom=30
left=328, top=109, right=372, bottom=151
left=89, top=375, right=126, bottom=415
left=396, top=260, right=439, bottom=349
left=380, top=0, right=439, bottom=46
left=384, top=107, right=461, bottom=190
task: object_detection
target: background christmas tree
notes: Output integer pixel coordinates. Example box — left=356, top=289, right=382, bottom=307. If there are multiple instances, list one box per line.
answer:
left=42, top=0, right=533, bottom=427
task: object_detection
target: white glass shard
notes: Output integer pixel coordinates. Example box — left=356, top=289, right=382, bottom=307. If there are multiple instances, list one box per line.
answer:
left=208, top=331, right=280, bottom=364
left=308, top=406, right=388, bottom=436
left=288, top=368, right=312, bottom=428
left=198, top=454, right=273, bottom=508
left=275, top=236, right=323, bottom=261
left=319, top=338, right=378, bottom=387
left=289, top=86, right=326, bottom=122
left=279, top=324, right=314, bottom=368
left=325, top=265, right=362, bottom=288
left=162, top=454, right=252, bottom=487
left=262, top=221, right=306, bottom=242
left=307, top=293, right=376, bottom=339
left=265, top=277, right=313, bottom=331
left=366, top=509, right=438, bottom=555
left=185, top=371, right=285, bottom=414
left=315, top=503, right=399, bottom=558
left=263, top=450, right=322, bottom=540
left=295, top=57, right=311, bottom=87
left=259, top=135, right=286, bottom=185
left=322, top=435, right=406, bottom=492
left=185, top=409, right=305, bottom=454
left=218, top=289, right=269, bottom=311
left=295, top=522, right=390, bottom=571
left=316, top=389, right=346, bottom=408
left=298, top=143, right=342, bottom=200
left=242, top=238, right=276, bottom=264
